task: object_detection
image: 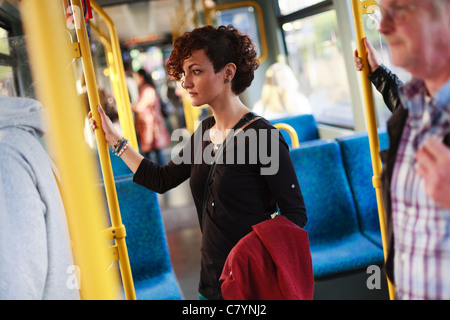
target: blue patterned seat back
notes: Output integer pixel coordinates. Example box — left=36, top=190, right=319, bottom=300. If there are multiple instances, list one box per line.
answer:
left=114, top=176, right=171, bottom=280
left=289, top=141, right=384, bottom=277
left=336, top=130, right=389, bottom=247
left=290, top=141, right=359, bottom=245
left=270, top=114, right=320, bottom=146
left=97, top=149, right=133, bottom=180
left=112, top=175, right=182, bottom=299
left=110, top=149, right=133, bottom=177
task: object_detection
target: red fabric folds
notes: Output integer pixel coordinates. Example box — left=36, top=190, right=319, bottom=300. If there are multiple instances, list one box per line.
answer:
left=220, top=215, right=314, bottom=300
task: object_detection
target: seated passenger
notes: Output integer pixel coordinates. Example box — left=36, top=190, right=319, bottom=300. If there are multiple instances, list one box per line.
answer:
left=253, top=62, right=312, bottom=120
left=0, top=95, right=79, bottom=300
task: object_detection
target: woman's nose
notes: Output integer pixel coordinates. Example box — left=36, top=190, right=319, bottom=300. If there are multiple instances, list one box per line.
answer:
left=182, top=76, right=193, bottom=90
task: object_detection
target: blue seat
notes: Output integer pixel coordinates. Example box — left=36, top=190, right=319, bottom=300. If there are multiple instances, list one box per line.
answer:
left=109, top=148, right=133, bottom=177
left=336, top=130, right=389, bottom=248
left=270, top=114, right=320, bottom=146
left=96, top=148, right=133, bottom=180
left=298, top=138, right=332, bottom=148
left=97, top=149, right=133, bottom=180
left=290, top=141, right=384, bottom=278
left=110, top=175, right=182, bottom=300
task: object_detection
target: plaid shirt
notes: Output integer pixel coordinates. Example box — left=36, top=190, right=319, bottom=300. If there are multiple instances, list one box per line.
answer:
left=391, top=78, right=450, bottom=299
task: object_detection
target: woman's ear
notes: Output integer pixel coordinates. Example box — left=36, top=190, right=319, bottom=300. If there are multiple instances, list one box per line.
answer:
left=223, top=63, right=237, bottom=82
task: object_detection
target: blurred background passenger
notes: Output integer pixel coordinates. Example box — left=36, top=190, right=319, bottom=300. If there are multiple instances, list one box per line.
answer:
left=253, top=62, right=311, bottom=120
left=132, top=69, right=170, bottom=165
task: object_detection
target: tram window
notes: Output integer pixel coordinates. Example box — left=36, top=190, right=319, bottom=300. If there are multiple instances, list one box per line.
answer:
left=0, top=27, right=9, bottom=54
left=282, top=10, right=353, bottom=128
left=216, top=6, right=261, bottom=57
left=0, top=26, right=16, bottom=96
left=278, top=0, right=327, bottom=15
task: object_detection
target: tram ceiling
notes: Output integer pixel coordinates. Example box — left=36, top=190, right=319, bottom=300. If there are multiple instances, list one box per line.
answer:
left=96, top=0, right=154, bottom=6
left=96, top=0, right=179, bottom=45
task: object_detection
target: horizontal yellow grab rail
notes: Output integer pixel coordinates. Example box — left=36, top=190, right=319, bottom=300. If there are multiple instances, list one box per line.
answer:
left=274, top=123, right=300, bottom=148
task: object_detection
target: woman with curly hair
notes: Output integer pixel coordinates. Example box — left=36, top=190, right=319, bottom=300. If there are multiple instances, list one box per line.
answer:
left=90, top=25, right=307, bottom=300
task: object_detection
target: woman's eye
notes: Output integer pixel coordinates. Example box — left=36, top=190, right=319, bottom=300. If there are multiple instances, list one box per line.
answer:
left=193, top=70, right=201, bottom=75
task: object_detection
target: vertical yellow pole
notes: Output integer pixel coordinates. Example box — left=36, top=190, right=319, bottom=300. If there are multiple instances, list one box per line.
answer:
left=71, top=0, right=136, bottom=300
left=90, top=0, right=138, bottom=151
left=350, top=0, right=395, bottom=299
left=90, top=23, right=124, bottom=126
left=20, top=0, right=120, bottom=299
left=203, top=0, right=213, bottom=25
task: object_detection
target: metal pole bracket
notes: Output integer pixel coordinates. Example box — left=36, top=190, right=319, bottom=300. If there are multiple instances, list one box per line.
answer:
left=361, top=0, right=378, bottom=14
left=70, top=42, right=81, bottom=58
left=104, top=224, right=127, bottom=241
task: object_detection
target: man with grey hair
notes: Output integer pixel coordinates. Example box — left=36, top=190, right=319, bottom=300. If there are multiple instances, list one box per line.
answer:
left=376, top=0, right=450, bottom=299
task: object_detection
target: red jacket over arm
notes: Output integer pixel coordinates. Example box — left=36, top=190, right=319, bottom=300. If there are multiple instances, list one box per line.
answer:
left=220, top=215, right=314, bottom=300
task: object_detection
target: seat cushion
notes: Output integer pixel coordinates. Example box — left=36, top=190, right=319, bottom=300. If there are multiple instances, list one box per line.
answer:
left=134, top=272, right=182, bottom=300
left=311, top=233, right=384, bottom=278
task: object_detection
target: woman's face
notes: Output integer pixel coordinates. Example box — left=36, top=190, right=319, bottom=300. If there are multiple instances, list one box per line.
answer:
left=133, top=72, right=143, bottom=86
left=181, top=49, right=227, bottom=107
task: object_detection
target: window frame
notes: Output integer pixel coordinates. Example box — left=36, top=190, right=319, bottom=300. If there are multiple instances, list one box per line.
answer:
left=273, top=0, right=371, bottom=132
left=278, top=0, right=333, bottom=25
left=0, top=24, right=17, bottom=96
left=0, top=4, right=33, bottom=98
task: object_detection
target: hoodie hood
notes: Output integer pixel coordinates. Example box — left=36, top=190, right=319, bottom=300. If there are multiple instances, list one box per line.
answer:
left=0, top=95, right=46, bottom=138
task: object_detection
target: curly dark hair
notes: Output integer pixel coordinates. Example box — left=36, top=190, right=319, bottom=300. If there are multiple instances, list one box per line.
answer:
left=166, top=25, right=260, bottom=95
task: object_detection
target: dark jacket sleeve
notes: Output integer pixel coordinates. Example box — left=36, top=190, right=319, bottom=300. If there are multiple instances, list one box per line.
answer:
left=261, top=128, right=307, bottom=228
left=368, top=64, right=403, bottom=113
left=133, top=118, right=216, bottom=193
left=133, top=158, right=191, bottom=193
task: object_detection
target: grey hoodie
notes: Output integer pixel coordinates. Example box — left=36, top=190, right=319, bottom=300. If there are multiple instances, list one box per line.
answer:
left=0, top=95, right=80, bottom=300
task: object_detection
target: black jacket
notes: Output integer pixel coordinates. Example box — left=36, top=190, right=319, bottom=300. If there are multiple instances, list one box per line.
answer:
left=370, top=65, right=450, bottom=284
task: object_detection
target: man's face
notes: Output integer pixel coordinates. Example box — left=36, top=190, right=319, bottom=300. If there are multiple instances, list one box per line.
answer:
left=379, top=0, right=450, bottom=79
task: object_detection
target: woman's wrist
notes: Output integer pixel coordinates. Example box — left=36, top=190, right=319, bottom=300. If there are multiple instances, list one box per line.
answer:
left=107, top=132, right=122, bottom=147
left=112, top=137, right=129, bottom=156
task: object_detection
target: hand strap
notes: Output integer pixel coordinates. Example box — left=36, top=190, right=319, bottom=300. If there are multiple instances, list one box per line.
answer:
left=200, top=112, right=260, bottom=232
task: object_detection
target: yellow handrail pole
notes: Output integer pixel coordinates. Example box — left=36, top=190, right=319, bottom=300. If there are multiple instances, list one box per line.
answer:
left=20, top=0, right=120, bottom=299
left=71, top=0, right=136, bottom=300
left=273, top=123, right=300, bottom=148
left=203, top=0, right=213, bottom=25
left=90, top=23, right=124, bottom=122
left=350, top=0, right=395, bottom=299
left=90, top=0, right=138, bottom=151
